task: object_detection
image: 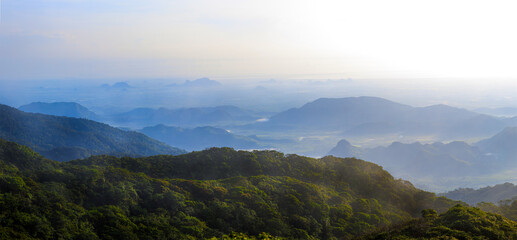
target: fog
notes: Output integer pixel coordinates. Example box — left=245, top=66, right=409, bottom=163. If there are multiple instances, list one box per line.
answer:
left=1, top=77, right=515, bottom=112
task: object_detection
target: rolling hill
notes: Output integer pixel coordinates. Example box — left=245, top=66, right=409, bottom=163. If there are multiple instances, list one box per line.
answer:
left=0, top=104, right=185, bottom=161
left=108, top=105, right=266, bottom=128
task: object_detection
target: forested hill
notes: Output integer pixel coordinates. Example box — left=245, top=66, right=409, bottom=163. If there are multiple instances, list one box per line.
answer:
left=0, top=138, right=461, bottom=239
left=72, top=147, right=455, bottom=216
left=0, top=104, right=185, bottom=161
left=361, top=204, right=517, bottom=239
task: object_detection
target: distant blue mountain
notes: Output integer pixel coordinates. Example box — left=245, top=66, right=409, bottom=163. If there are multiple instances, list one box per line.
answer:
left=474, top=107, right=517, bottom=117
left=256, top=96, right=512, bottom=138
left=19, top=102, right=99, bottom=120
left=139, top=124, right=265, bottom=151
left=258, top=96, right=413, bottom=130
left=441, top=182, right=517, bottom=205
left=109, top=105, right=266, bottom=128
left=475, top=127, right=517, bottom=162
left=328, top=127, right=517, bottom=191
left=328, top=140, right=492, bottom=179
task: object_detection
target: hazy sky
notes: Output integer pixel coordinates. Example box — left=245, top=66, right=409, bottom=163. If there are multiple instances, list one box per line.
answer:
left=1, top=0, right=517, bottom=84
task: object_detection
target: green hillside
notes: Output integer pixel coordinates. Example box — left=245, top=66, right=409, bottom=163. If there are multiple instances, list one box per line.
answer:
left=362, top=204, right=517, bottom=239
left=0, top=104, right=185, bottom=161
left=2, top=137, right=516, bottom=239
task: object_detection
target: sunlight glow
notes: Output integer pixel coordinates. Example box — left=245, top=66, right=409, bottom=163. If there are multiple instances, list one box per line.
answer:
left=1, top=0, right=517, bottom=83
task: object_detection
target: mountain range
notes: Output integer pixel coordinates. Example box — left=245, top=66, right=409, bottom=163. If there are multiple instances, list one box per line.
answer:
left=259, top=96, right=413, bottom=131
left=138, top=124, right=266, bottom=151
left=255, top=96, right=515, bottom=140
left=327, top=127, right=517, bottom=191
left=108, top=105, right=268, bottom=128
left=1, top=104, right=185, bottom=161
left=441, top=182, right=517, bottom=205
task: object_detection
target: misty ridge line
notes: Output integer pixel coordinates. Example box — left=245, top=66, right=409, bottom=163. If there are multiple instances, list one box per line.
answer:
left=2, top=77, right=516, bottom=113
left=2, top=1, right=517, bottom=238
left=5, top=94, right=517, bottom=194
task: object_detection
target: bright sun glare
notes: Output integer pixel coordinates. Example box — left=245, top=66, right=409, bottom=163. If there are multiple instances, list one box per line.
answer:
left=1, top=0, right=517, bottom=83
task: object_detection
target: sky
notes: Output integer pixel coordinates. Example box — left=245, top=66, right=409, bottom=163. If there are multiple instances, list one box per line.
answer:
left=1, top=0, right=517, bottom=86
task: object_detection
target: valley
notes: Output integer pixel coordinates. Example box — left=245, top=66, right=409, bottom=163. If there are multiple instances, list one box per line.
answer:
left=3, top=1, right=517, bottom=238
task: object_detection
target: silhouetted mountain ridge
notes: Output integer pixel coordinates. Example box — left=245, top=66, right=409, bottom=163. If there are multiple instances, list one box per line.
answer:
left=0, top=104, right=185, bottom=161
left=109, top=105, right=267, bottom=128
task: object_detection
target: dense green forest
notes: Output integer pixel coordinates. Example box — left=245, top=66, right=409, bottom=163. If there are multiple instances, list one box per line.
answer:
left=1, top=138, right=516, bottom=239
left=361, top=204, right=517, bottom=239
left=476, top=199, right=517, bottom=223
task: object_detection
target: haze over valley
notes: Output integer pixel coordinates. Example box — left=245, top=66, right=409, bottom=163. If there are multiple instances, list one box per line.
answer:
left=1, top=82, right=516, bottom=192
left=2, top=0, right=517, bottom=238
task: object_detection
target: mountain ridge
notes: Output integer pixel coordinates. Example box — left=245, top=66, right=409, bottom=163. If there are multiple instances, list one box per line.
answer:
left=255, top=96, right=513, bottom=141
left=19, top=101, right=99, bottom=120
left=0, top=104, right=185, bottom=161
left=108, top=105, right=267, bottom=128
left=138, top=124, right=266, bottom=151
left=326, top=129, right=517, bottom=192
left=0, top=138, right=461, bottom=239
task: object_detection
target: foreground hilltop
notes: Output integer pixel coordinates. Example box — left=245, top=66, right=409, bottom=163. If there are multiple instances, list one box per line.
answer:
left=0, top=138, right=462, bottom=239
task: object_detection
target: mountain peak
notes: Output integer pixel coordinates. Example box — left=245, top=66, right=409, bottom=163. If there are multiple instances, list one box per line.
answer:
left=328, top=139, right=363, bottom=158
left=266, top=96, right=413, bottom=130
left=183, top=78, right=221, bottom=87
